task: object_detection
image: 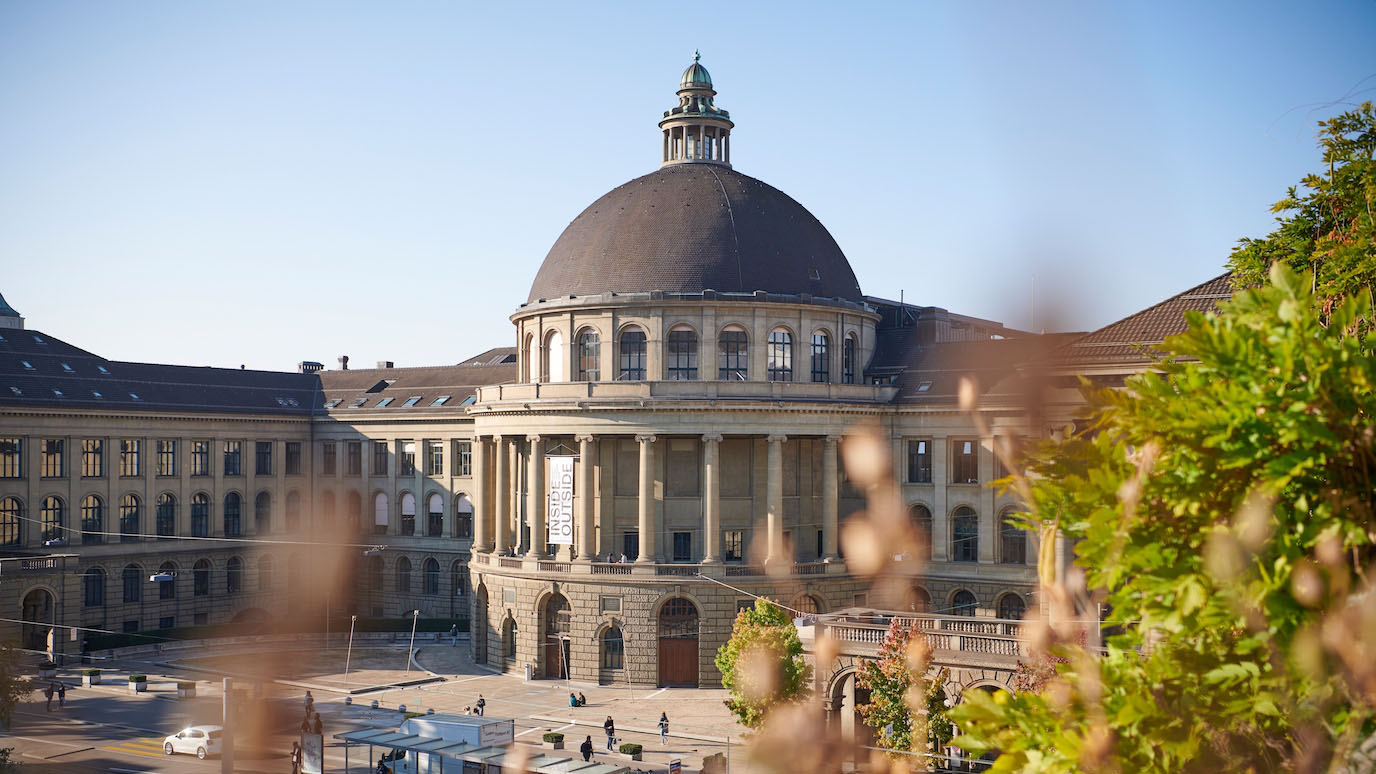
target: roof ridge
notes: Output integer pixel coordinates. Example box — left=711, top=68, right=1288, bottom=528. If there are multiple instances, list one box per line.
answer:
left=1062, top=272, right=1233, bottom=349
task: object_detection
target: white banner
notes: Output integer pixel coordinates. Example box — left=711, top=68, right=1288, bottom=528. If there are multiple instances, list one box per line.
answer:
left=547, top=455, right=575, bottom=545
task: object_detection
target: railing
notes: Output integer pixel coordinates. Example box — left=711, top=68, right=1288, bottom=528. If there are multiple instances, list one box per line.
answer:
left=538, top=561, right=570, bottom=573
left=811, top=612, right=1025, bottom=661
left=655, top=565, right=698, bottom=577
left=473, top=380, right=898, bottom=407
left=498, top=558, right=523, bottom=569
left=0, top=555, right=69, bottom=575
left=591, top=564, right=633, bottom=575
left=472, top=554, right=490, bottom=565
left=473, top=555, right=843, bottom=580
left=794, top=562, right=826, bottom=575
left=724, top=565, right=766, bottom=577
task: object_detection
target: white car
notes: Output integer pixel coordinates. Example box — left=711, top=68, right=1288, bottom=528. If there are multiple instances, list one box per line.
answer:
left=163, top=725, right=222, bottom=760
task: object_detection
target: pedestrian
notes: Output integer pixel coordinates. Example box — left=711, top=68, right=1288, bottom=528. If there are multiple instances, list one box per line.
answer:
left=450, top=623, right=459, bottom=647
left=464, top=706, right=472, bottom=715
left=577, top=691, right=587, bottom=707
left=57, top=682, right=66, bottom=709
left=658, top=712, right=668, bottom=744
left=606, top=551, right=614, bottom=564
left=475, top=694, right=485, bottom=716
left=311, top=712, right=323, bottom=735
left=569, top=692, right=578, bottom=707
left=305, top=690, right=314, bottom=713
left=44, top=683, right=53, bottom=712
left=291, top=741, right=302, bottom=774
left=603, top=716, right=615, bottom=751
left=619, top=553, right=628, bottom=564
left=580, top=735, right=594, bottom=762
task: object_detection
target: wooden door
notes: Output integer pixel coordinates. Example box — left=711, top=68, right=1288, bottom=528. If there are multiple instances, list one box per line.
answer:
left=658, top=637, right=697, bottom=686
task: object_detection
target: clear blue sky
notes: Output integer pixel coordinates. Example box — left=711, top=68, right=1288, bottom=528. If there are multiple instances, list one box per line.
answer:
left=2, top=1, right=1373, bottom=370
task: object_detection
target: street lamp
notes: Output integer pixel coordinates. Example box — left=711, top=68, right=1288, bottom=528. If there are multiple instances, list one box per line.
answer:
left=405, top=610, right=420, bottom=675
left=344, top=614, right=358, bottom=687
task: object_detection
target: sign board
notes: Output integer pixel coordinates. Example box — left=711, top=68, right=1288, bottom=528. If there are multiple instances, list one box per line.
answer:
left=301, top=732, right=323, bottom=774
left=546, top=455, right=575, bottom=545
left=669, top=760, right=682, bottom=773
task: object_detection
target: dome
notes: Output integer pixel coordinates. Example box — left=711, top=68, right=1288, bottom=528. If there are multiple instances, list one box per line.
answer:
left=526, top=164, right=863, bottom=303
left=680, top=61, right=712, bottom=89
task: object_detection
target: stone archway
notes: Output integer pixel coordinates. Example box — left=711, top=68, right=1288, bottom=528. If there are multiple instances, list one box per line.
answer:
left=826, top=668, right=875, bottom=753
left=21, top=587, right=55, bottom=654
left=541, top=593, right=570, bottom=679
left=657, top=597, right=699, bottom=687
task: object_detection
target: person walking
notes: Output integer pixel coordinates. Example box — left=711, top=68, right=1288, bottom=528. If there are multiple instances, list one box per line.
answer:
left=449, top=623, right=458, bottom=647
left=580, top=735, right=594, bottom=762
left=603, top=716, right=615, bottom=751
left=57, top=682, right=66, bottom=709
left=304, top=690, right=314, bottom=713
left=44, top=683, right=53, bottom=712
left=475, top=694, right=485, bottom=716
left=658, top=712, right=668, bottom=744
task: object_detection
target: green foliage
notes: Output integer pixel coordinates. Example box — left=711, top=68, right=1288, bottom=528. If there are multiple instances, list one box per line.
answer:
left=856, top=620, right=954, bottom=759
left=950, top=263, right=1376, bottom=772
left=714, top=599, right=812, bottom=729
left=128, top=674, right=146, bottom=683
left=542, top=732, right=564, bottom=743
left=81, top=669, right=100, bottom=677
left=1229, top=102, right=1376, bottom=312
left=0, top=644, right=32, bottom=731
left=618, top=742, right=643, bottom=755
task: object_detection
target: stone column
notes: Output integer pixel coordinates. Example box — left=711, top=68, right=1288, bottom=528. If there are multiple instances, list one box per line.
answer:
left=766, top=434, right=786, bottom=564
left=493, top=436, right=509, bottom=555
left=931, top=437, right=949, bottom=561
left=822, top=435, right=840, bottom=561
left=635, top=434, right=656, bottom=563
left=575, top=435, right=596, bottom=562
left=701, top=433, right=722, bottom=563
left=472, top=437, right=489, bottom=551
left=525, top=436, right=544, bottom=559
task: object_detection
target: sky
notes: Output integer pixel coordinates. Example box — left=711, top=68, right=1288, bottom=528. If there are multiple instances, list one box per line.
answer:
left=1, top=1, right=1373, bottom=371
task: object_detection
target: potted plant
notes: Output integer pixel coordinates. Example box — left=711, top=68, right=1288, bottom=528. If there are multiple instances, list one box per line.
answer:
left=618, top=742, right=643, bottom=761
left=37, top=661, right=56, bottom=679
left=542, top=732, right=564, bottom=750
left=128, top=674, right=147, bottom=693
left=82, top=668, right=101, bottom=686
left=176, top=681, right=196, bottom=698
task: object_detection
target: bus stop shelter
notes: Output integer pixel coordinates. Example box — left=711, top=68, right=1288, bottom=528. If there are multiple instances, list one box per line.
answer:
left=334, top=726, right=630, bottom=774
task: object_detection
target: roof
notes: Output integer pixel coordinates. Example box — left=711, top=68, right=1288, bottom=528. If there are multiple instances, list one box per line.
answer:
left=526, top=164, right=863, bottom=304
left=0, top=292, right=18, bottom=318
left=317, top=350, right=516, bottom=414
left=334, top=726, right=628, bottom=774
left=1057, top=273, right=1234, bottom=368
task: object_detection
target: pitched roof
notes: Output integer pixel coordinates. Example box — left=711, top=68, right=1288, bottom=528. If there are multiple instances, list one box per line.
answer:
left=317, top=348, right=517, bottom=413
left=1056, top=273, right=1234, bottom=368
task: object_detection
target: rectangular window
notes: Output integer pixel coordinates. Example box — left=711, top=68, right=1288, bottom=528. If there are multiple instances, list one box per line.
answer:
left=255, top=441, right=272, bottom=475
left=401, top=442, right=416, bottom=476
left=455, top=441, right=472, bottom=477
left=159, top=616, right=175, bottom=630
left=372, top=441, right=388, bottom=476
left=347, top=441, right=363, bottom=476
left=41, top=439, right=65, bottom=478
left=426, top=442, right=444, bottom=476
left=843, top=336, right=856, bottom=384
left=0, top=438, right=21, bottom=478
left=157, top=440, right=177, bottom=477
left=724, top=530, right=744, bottom=562
left=718, top=329, right=748, bottom=381
left=322, top=442, right=337, bottom=475
left=666, top=329, right=698, bottom=380
left=223, top=441, right=242, bottom=476
left=191, top=441, right=210, bottom=476
left=119, top=439, right=141, bottom=477
left=811, top=333, right=830, bottom=382
left=952, top=439, right=979, bottom=484
left=618, top=331, right=646, bottom=381
left=672, top=531, right=692, bottom=562
left=577, top=333, right=600, bottom=381
left=82, top=439, right=104, bottom=477
left=907, top=439, right=932, bottom=483
left=285, top=442, right=302, bottom=475
left=622, top=531, right=639, bottom=561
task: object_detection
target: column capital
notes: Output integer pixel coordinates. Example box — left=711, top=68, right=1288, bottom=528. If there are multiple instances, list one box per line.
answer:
left=701, top=433, right=723, bottom=444
left=824, top=434, right=842, bottom=444
left=635, top=433, right=657, bottom=444
left=574, top=434, right=596, bottom=444
left=525, top=434, right=542, bottom=444
left=766, top=433, right=788, bottom=444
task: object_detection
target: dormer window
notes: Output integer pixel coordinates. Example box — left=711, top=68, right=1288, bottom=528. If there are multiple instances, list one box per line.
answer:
left=916, top=381, right=932, bottom=392
left=61, top=363, right=74, bottom=372
left=376, top=397, right=393, bottom=408
left=53, top=389, right=64, bottom=397
left=21, top=361, right=33, bottom=371
left=32, top=334, right=45, bottom=344
left=92, top=391, right=104, bottom=399
left=402, top=396, right=422, bottom=407
left=97, top=365, right=111, bottom=375
left=324, top=399, right=342, bottom=409
left=9, top=386, right=20, bottom=396
left=349, top=397, right=367, bottom=408
left=431, top=395, right=451, bottom=406
left=129, top=393, right=142, bottom=401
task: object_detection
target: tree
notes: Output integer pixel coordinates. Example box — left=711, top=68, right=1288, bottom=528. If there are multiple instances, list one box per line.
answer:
left=856, top=619, right=954, bottom=763
left=714, top=599, right=812, bottom=729
left=1229, top=102, right=1375, bottom=312
left=0, top=643, right=33, bottom=733
left=950, top=263, right=1376, bottom=772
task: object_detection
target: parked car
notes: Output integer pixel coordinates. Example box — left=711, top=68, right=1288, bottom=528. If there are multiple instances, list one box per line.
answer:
left=163, top=725, right=223, bottom=759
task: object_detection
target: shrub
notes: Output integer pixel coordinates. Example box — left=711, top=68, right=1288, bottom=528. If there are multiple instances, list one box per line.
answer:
left=177, top=681, right=195, bottom=690
left=82, top=669, right=100, bottom=677
left=542, top=732, right=564, bottom=743
left=38, top=661, right=55, bottom=670
left=618, top=743, right=642, bottom=755
left=128, top=675, right=146, bottom=683
left=403, top=712, right=424, bottom=720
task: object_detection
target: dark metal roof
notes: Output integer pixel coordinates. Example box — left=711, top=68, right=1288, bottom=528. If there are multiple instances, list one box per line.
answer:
left=317, top=350, right=517, bottom=413
left=0, top=292, right=19, bottom=318
left=526, top=164, right=863, bottom=304
left=1057, top=273, right=1234, bottom=367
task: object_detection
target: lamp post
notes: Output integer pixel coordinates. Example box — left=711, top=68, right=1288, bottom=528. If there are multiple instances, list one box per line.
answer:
left=405, top=610, right=420, bottom=675
left=344, top=615, right=357, bottom=687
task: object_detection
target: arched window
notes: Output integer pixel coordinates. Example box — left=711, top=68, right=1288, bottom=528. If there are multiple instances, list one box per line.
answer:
left=285, top=491, right=301, bottom=532
left=400, top=493, right=416, bottom=536
left=456, top=495, right=473, bottom=538
left=158, top=561, right=177, bottom=600
left=423, top=558, right=440, bottom=595
left=396, top=557, right=412, bottom=593
left=909, top=585, right=932, bottom=613
left=321, top=490, right=336, bottom=531
left=952, top=506, right=978, bottom=562
left=793, top=595, right=821, bottom=615
left=122, top=564, right=142, bottom=603
left=223, top=493, right=242, bottom=537
left=909, top=504, right=933, bottom=559
left=952, top=590, right=978, bottom=617
left=600, top=626, right=624, bottom=670
left=40, top=496, right=64, bottom=543
left=718, top=327, right=748, bottom=380
left=191, top=493, right=210, bottom=537
left=503, top=617, right=517, bottom=659
left=451, top=560, right=468, bottom=597
left=998, top=594, right=1026, bottom=621
left=767, top=328, right=793, bottom=381
left=226, top=556, right=243, bottom=594
left=83, top=567, right=105, bottom=607
left=119, top=494, right=141, bottom=543
left=810, top=331, right=831, bottom=383
left=193, top=559, right=211, bottom=596
left=666, top=327, right=698, bottom=380
left=427, top=494, right=444, bottom=537
left=259, top=555, right=274, bottom=591
left=81, top=495, right=103, bottom=545
left=156, top=494, right=176, bottom=538
left=618, top=327, right=646, bottom=381
left=523, top=333, right=536, bottom=382
left=542, top=330, right=565, bottom=383
left=0, top=497, right=20, bottom=547
left=843, top=334, right=857, bottom=384
left=576, top=329, right=600, bottom=381
left=373, top=493, right=389, bottom=535
left=254, top=491, right=271, bottom=534
left=1000, top=512, right=1026, bottom=564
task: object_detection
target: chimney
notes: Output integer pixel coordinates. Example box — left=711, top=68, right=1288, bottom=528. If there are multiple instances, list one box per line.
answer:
left=298, top=361, right=324, bottom=374
left=376, top=360, right=394, bottom=369
left=338, top=355, right=350, bottom=371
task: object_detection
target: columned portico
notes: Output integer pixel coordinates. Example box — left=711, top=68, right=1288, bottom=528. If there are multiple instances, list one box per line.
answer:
left=525, top=435, right=544, bottom=558
left=636, top=433, right=656, bottom=564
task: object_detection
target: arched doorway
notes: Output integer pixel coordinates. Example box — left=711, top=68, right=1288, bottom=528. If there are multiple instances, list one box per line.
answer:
left=828, top=670, right=875, bottom=755
left=474, top=586, right=489, bottom=665
left=657, top=597, right=699, bottom=686
left=542, top=593, right=570, bottom=679
left=21, top=588, right=55, bottom=654
left=501, top=616, right=517, bottom=669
